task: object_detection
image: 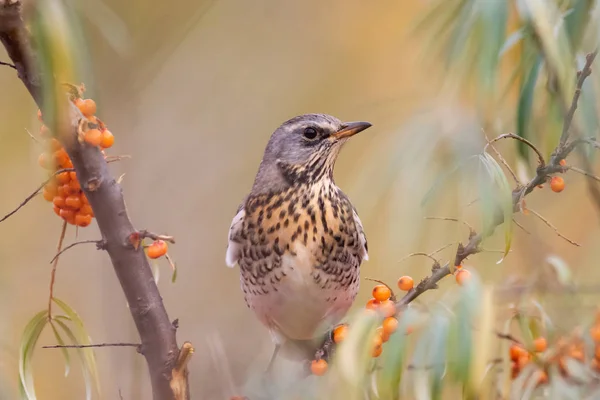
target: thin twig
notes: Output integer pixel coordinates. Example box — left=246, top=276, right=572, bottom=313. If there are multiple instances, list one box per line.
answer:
left=486, top=133, right=545, bottom=167
left=0, top=168, right=74, bottom=223
left=138, top=230, right=176, bottom=244
left=398, top=252, right=440, bottom=266
left=559, top=50, right=598, bottom=146
left=484, top=132, right=520, bottom=184
left=48, top=221, right=67, bottom=319
left=24, top=128, right=40, bottom=143
left=513, top=218, right=531, bottom=234
left=105, top=155, right=131, bottom=163
left=0, top=60, right=16, bottom=69
left=567, top=165, right=600, bottom=182
left=528, top=208, right=580, bottom=247
left=49, top=239, right=106, bottom=264
left=43, top=342, right=141, bottom=350
left=424, top=216, right=475, bottom=235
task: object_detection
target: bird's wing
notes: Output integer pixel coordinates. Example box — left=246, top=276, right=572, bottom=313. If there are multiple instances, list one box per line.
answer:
left=225, top=203, right=245, bottom=268
left=352, top=209, right=369, bottom=261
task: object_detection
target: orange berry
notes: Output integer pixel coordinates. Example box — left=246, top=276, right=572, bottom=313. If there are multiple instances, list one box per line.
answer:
left=79, top=204, right=94, bottom=217
left=77, top=98, right=97, bottom=117
left=509, top=344, right=526, bottom=362
left=53, top=148, right=69, bottom=167
left=333, top=324, right=348, bottom=344
left=550, top=176, right=565, bottom=193
left=44, top=181, right=58, bottom=196
left=59, top=208, right=75, bottom=222
left=559, top=159, right=567, bottom=167
left=81, top=193, right=89, bottom=204
left=38, top=153, right=54, bottom=169
left=594, top=345, right=600, bottom=360
left=62, top=183, right=77, bottom=196
left=40, top=124, right=51, bottom=138
left=455, top=269, right=472, bottom=286
left=397, top=276, right=414, bottom=291
left=56, top=171, right=70, bottom=184
left=570, top=349, right=585, bottom=362
left=376, top=326, right=390, bottom=343
left=537, top=370, right=548, bottom=385
left=65, top=195, right=82, bottom=209
left=533, top=337, right=547, bottom=353
left=455, top=264, right=463, bottom=269
left=382, top=317, right=398, bottom=336
left=84, top=129, right=102, bottom=146
left=75, top=213, right=92, bottom=227
left=310, top=359, right=327, bottom=376
left=42, top=187, right=55, bottom=201
left=372, top=332, right=383, bottom=348
left=372, top=284, right=391, bottom=302
left=37, top=109, right=43, bottom=122
left=69, top=179, right=81, bottom=192
left=53, top=205, right=61, bottom=216
left=100, top=130, right=114, bottom=148
left=48, top=138, right=62, bottom=151
left=365, top=298, right=379, bottom=311
left=69, top=171, right=77, bottom=181
left=52, top=196, right=66, bottom=208
left=147, top=240, right=168, bottom=259
left=590, top=326, right=600, bottom=342
left=517, top=354, right=530, bottom=369
left=57, top=184, right=67, bottom=198
left=511, top=363, right=520, bottom=379
left=378, top=300, right=396, bottom=318
left=372, top=345, right=383, bottom=358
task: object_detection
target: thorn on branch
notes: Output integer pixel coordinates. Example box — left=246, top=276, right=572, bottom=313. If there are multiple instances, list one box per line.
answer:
left=0, top=60, right=16, bottom=69
left=49, top=239, right=107, bottom=264
left=567, top=165, right=600, bottom=183
left=528, top=208, right=580, bottom=247
left=138, top=230, right=176, bottom=244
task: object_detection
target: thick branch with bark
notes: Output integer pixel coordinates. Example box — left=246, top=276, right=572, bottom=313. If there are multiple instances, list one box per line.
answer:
left=0, top=2, right=185, bottom=399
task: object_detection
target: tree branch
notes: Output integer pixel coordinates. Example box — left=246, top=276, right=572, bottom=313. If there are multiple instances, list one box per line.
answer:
left=0, top=2, right=186, bottom=398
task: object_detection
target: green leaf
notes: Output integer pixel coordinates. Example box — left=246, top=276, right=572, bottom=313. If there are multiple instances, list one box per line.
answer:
left=19, top=309, right=49, bottom=400
left=479, top=153, right=514, bottom=262
left=52, top=298, right=100, bottom=399
left=517, top=55, right=543, bottom=161
left=478, top=0, right=508, bottom=91
left=49, top=321, right=71, bottom=377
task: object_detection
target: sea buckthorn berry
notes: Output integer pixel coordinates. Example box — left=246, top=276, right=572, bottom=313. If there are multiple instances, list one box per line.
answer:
left=65, top=195, right=82, bottom=209
left=455, top=264, right=463, bottom=269
left=509, top=344, right=526, bottom=361
left=455, top=269, right=472, bottom=286
left=100, top=130, right=114, bottom=148
left=533, top=337, right=547, bottom=353
left=79, top=204, right=94, bottom=217
left=594, top=345, right=600, bottom=360
left=49, top=138, right=62, bottom=151
left=53, top=205, right=61, bottom=216
left=75, top=213, right=92, bottom=227
left=63, top=183, right=78, bottom=196
left=378, top=300, right=396, bottom=318
left=77, top=99, right=97, bottom=117
left=81, top=193, right=89, bottom=204
left=147, top=240, right=168, bottom=259
left=397, top=276, right=414, bottom=291
left=56, top=171, right=70, bottom=184
left=559, top=159, right=566, bottom=167
left=365, top=298, right=379, bottom=310
left=589, top=326, right=600, bottom=342
left=38, top=153, right=54, bottom=169
left=372, top=284, right=391, bottom=302
left=537, top=371, right=549, bottom=385
left=57, top=184, right=67, bottom=198
left=53, top=148, right=69, bottom=167
left=383, top=317, right=398, bottom=336
left=550, top=176, right=565, bottom=193
left=59, top=208, right=75, bottom=221
left=310, top=359, right=327, bottom=376
left=42, top=187, right=55, bottom=202
left=376, top=326, right=390, bottom=343
left=68, top=179, right=81, bottom=192
left=40, top=124, right=51, bottom=137
left=372, top=345, right=383, bottom=358
left=52, top=196, right=66, bottom=208
left=69, top=171, right=77, bottom=181
left=332, top=324, right=348, bottom=344
left=517, top=354, right=531, bottom=368
left=84, top=129, right=102, bottom=146
left=372, top=331, right=383, bottom=348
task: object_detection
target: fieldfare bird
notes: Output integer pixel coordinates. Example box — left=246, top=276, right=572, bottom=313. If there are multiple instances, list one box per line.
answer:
left=226, top=114, right=370, bottom=369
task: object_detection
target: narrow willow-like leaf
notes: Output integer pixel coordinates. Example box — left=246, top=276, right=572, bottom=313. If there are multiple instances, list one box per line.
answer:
left=478, top=0, right=508, bottom=91
left=517, top=56, right=543, bottom=161
left=421, top=155, right=479, bottom=207
left=19, top=310, right=49, bottom=400
left=445, top=0, right=477, bottom=68
left=564, top=0, right=595, bottom=50
left=499, top=28, right=524, bottom=57
left=49, top=320, right=71, bottom=377
left=52, top=298, right=100, bottom=399
left=481, top=153, right=513, bottom=262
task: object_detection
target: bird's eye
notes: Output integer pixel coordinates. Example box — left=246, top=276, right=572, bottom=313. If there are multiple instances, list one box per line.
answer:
left=303, top=127, right=318, bottom=140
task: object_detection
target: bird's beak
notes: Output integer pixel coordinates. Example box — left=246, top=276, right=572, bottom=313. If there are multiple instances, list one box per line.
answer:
left=332, top=121, right=372, bottom=139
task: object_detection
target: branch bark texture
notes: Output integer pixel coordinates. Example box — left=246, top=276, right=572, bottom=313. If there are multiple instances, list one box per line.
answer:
left=0, top=2, right=182, bottom=398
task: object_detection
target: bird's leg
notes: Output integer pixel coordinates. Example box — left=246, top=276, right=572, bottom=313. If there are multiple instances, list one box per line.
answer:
left=265, top=343, right=280, bottom=376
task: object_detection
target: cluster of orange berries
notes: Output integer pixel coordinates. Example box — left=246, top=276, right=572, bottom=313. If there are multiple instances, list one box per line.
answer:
left=38, top=95, right=114, bottom=226
left=510, top=313, right=600, bottom=386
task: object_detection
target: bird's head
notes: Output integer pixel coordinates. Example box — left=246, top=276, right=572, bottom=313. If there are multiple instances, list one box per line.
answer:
left=252, top=114, right=372, bottom=192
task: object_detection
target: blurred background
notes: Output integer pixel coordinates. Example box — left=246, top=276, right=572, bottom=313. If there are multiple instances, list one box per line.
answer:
left=1, top=0, right=600, bottom=398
